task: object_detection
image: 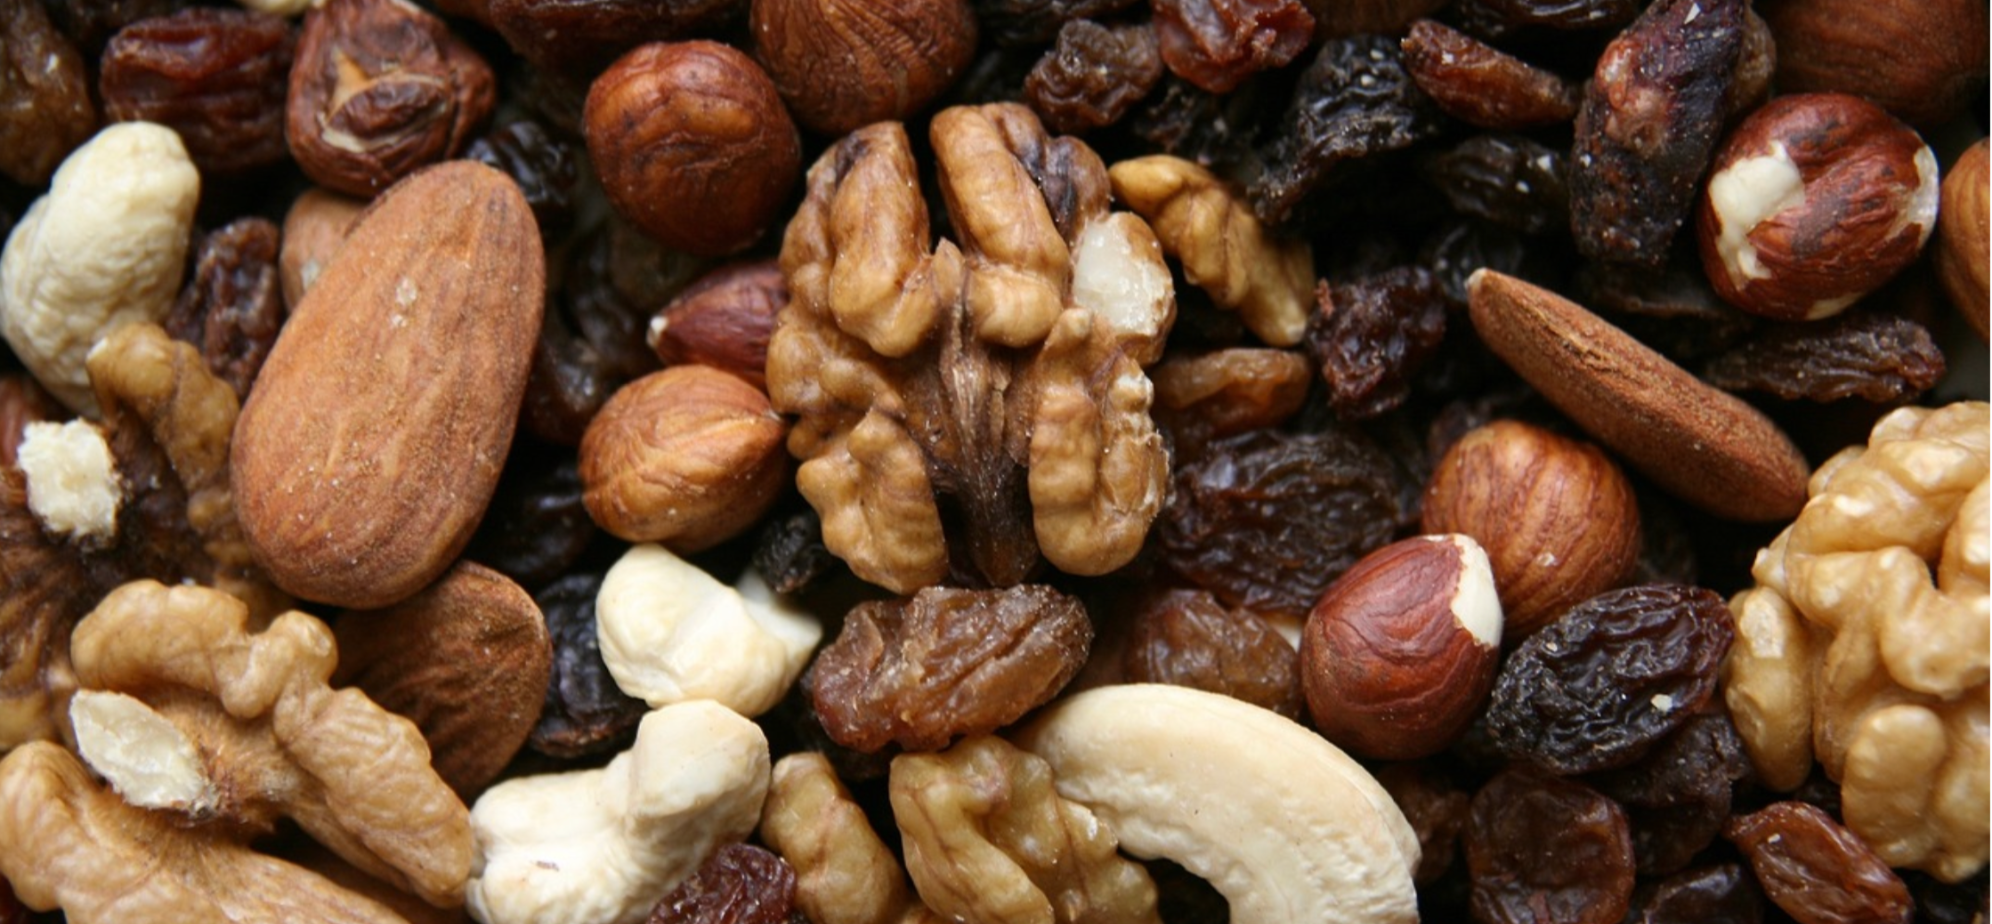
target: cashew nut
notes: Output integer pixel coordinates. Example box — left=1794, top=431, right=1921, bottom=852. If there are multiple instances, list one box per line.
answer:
left=1011, top=684, right=1419, bottom=924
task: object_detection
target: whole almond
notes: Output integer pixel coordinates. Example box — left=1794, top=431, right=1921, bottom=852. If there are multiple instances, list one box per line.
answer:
left=1466, top=269, right=1809, bottom=522
left=232, top=161, right=543, bottom=608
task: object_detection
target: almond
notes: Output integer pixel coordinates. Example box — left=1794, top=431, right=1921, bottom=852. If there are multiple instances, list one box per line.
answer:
left=232, top=161, right=543, bottom=608
left=1466, top=268, right=1809, bottom=523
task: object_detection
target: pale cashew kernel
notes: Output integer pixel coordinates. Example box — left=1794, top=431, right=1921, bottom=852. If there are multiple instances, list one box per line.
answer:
left=14, top=419, right=121, bottom=546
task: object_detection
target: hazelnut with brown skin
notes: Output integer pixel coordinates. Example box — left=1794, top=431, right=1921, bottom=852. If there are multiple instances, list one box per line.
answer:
left=749, top=0, right=978, bottom=136
left=1422, top=419, right=1642, bottom=639
left=1695, top=93, right=1939, bottom=322
left=1936, top=139, right=1989, bottom=340
left=648, top=259, right=787, bottom=391
left=1761, top=0, right=1988, bottom=129
left=585, top=40, right=801, bottom=258
left=1301, top=534, right=1503, bottom=761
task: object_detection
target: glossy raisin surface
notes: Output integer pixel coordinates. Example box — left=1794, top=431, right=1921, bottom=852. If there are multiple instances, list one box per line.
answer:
left=1465, top=767, right=1637, bottom=924
left=1627, top=864, right=1766, bottom=924
left=1151, top=0, right=1314, bottom=94
left=1699, top=312, right=1947, bottom=404
left=1121, top=587, right=1304, bottom=718
left=1305, top=266, right=1447, bottom=421
left=528, top=571, right=648, bottom=758
left=1024, top=20, right=1164, bottom=135
left=163, top=217, right=285, bottom=399
left=1724, top=802, right=1914, bottom=924
left=646, top=844, right=800, bottom=924
left=1588, top=708, right=1750, bottom=874
left=100, top=8, right=296, bottom=174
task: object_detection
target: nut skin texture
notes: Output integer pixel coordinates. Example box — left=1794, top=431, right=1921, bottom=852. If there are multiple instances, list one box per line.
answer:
left=648, top=259, right=786, bottom=390
left=1301, top=534, right=1503, bottom=761
left=232, top=161, right=544, bottom=610
left=1761, top=0, right=1988, bottom=129
left=580, top=364, right=789, bottom=552
left=750, top=0, right=978, bottom=136
left=1936, top=139, right=1989, bottom=340
left=1696, top=93, right=1940, bottom=322
left=1422, top=420, right=1642, bottom=639
left=585, top=41, right=802, bottom=258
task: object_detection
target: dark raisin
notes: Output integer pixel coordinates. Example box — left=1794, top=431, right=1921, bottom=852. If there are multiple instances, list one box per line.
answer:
left=1250, top=35, right=1445, bottom=227
left=972, top=0, right=1143, bottom=47
left=163, top=217, right=286, bottom=399
left=806, top=585, right=1092, bottom=753
left=1627, top=864, right=1767, bottom=924
left=528, top=572, right=649, bottom=758
left=100, top=8, right=296, bottom=175
left=1127, top=73, right=1270, bottom=171
left=1483, top=584, right=1736, bottom=775
left=483, top=0, right=741, bottom=82
left=1587, top=707, right=1750, bottom=875
left=0, top=0, right=97, bottom=186
left=1157, top=426, right=1407, bottom=619
left=1024, top=20, right=1164, bottom=135
left=646, top=844, right=799, bottom=924
left=1904, top=869, right=1990, bottom=924
left=1419, top=218, right=1544, bottom=310
left=1400, top=19, right=1580, bottom=130
left=751, top=505, right=839, bottom=596
left=1421, top=134, right=1570, bottom=237
left=464, top=445, right=599, bottom=592
left=1451, top=0, right=1640, bottom=38
left=1465, top=767, right=1636, bottom=924
left=522, top=224, right=672, bottom=444
left=1305, top=266, right=1447, bottom=421
left=1724, top=802, right=1914, bottom=924
left=1572, top=259, right=1759, bottom=362
left=1375, top=762, right=1472, bottom=886
left=1150, top=347, right=1313, bottom=463
left=41, top=0, right=178, bottom=58
left=465, top=120, right=579, bottom=237
left=1568, top=0, right=1744, bottom=268
left=1698, top=311, right=1948, bottom=404
left=1120, top=587, right=1304, bottom=719
left=1151, top=0, right=1314, bottom=94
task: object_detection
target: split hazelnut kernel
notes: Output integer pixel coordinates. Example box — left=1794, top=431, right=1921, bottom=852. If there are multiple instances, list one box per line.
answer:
left=584, top=40, right=801, bottom=258
left=1695, top=92, right=1939, bottom=322
left=750, top=0, right=977, bottom=136
left=1301, top=534, right=1503, bottom=761
left=1422, top=419, right=1641, bottom=639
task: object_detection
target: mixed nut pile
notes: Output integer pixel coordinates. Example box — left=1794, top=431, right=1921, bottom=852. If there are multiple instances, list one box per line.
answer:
left=0, top=0, right=1987, bottom=921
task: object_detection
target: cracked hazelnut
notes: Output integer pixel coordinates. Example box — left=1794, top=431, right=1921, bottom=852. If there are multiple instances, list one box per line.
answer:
left=750, top=0, right=978, bottom=136
left=1696, top=93, right=1939, bottom=321
left=1301, top=534, right=1503, bottom=761
left=585, top=40, right=801, bottom=258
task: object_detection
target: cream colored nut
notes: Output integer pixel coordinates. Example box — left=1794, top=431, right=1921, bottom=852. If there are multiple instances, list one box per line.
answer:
left=0, top=122, right=199, bottom=414
left=68, top=690, right=215, bottom=814
left=14, top=419, right=121, bottom=546
left=761, top=752, right=929, bottom=924
left=465, top=700, right=771, bottom=924
left=595, top=543, right=821, bottom=717
left=1013, top=684, right=1419, bottom=924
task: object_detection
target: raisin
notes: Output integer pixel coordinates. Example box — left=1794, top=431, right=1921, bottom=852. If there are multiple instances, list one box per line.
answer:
left=1120, top=587, right=1304, bottom=719
left=1375, top=762, right=1471, bottom=886
left=806, top=585, right=1092, bottom=753
left=1151, top=0, right=1314, bottom=95
left=1127, top=73, right=1270, bottom=170
left=751, top=505, right=839, bottom=596
left=464, top=444, right=599, bottom=592
left=0, top=0, right=97, bottom=187
left=1419, top=218, right=1544, bottom=311
left=1151, top=347, right=1313, bottom=463
left=1465, top=767, right=1636, bottom=924
left=1723, top=802, right=1914, bottom=924
left=1572, top=259, right=1759, bottom=363
left=1483, top=584, right=1736, bottom=775
left=1451, top=0, right=1640, bottom=38
left=1024, top=20, right=1164, bottom=135
left=465, top=120, right=579, bottom=237
left=1250, top=35, right=1445, bottom=227
left=528, top=572, right=649, bottom=759
left=1399, top=19, right=1580, bottom=130
left=41, top=0, right=178, bottom=59
left=1157, top=426, right=1407, bottom=619
left=162, top=217, right=286, bottom=400
left=1904, top=870, right=1990, bottom=924
left=1698, top=311, right=1947, bottom=404
left=100, top=8, right=297, bottom=175
left=1628, top=864, right=1767, bottom=924
left=1568, top=0, right=1744, bottom=268
left=646, top=844, right=799, bottom=924
left=972, top=0, right=1143, bottom=47
left=1421, top=134, right=1570, bottom=237
left=1587, top=708, right=1750, bottom=875
left=523, top=224, right=673, bottom=444
left=1305, top=266, right=1447, bottom=421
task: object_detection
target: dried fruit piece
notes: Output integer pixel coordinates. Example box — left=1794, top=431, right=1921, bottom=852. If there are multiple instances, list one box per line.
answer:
left=161, top=217, right=285, bottom=400
left=464, top=447, right=597, bottom=593
left=1625, top=864, right=1766, bottom=924
left=1399, top=20, right=1579, bottom=130
left=1451, top=0, right=1639, bottom=35
left=1421, top=134, right=1569, bottom=236
left=1024, top=20, right=1164, bottom=135
left=806, top=585, right=1091, bottom=752
left=1306, top=266, right=1447, bottom=420
left=1151, top=0, right=1314, bottom=94
left=1464, top=768, right=1636, bottom=924
left=1121, top=587, right=1304, bottom=719
left=1374, top=762, right=1470, bottom=886
left=100, top=8, right=296, bottom=175
left=1588, top=708, right=1750, bottom=875
left=1149, top=348, right=1311, bottom=461
left=1484, top=584, right=1735, bottom=774
left=465, top=120, right=579, bottom=235
left=973, top=0, right=1142, bottom=46
left=1724, top=802, right=1914, bottom=924
left=528, top=572, right=649, bottom=759
left=0, top=0, right=96, bottom=186
left=1699, top=311, right=1946, bottom=404
left=646, top=844, right=799, bottom=924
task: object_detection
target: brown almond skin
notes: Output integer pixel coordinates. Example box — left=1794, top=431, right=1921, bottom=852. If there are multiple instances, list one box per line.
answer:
left=232, top=161, right=544, bottom=609
left=1936, top=139, right=1990, bottom=340
left=1466, top=269, right=1809, bottom=522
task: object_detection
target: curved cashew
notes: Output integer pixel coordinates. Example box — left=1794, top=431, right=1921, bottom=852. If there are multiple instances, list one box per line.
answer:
left=1011, top=684, right=1419, bottom=924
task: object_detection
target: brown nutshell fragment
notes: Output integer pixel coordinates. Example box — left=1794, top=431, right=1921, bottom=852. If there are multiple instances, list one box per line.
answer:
left=1400, top=20, right=1579, bottom=130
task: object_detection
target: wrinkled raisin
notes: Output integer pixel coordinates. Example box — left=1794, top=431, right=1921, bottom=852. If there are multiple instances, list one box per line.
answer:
left=1628, top=864, right=1766, bottom=924
left=100, top=8, right=296, bottom=175
left=1451, top=0, right=1639, bottom=38
left=1127, top=73, right=1272, bottom=170
left=751, top=505, right=839, bottom=596
left=1587, top=708, right=1750, bottom=875
left=1465, top=767, right=1636, bottom=924
left=0, top=0, right=96, bottom=187
left=646, top=844, right=799, bottom=924
left=1250, top=35, right=1445, bottom=227
left=1724, top=802, right=1914, bottom=924
left=1422, top=134, right=1570, bottom=236
left=1024, top=20, right=1164, bottom=135
left=971, top=0, right=1143, bottom=46
left=465, top=120, right=579, bottom=236
left=1376, top=762, right=1471, bottom=886
left=1120, top=587, right=1304, bottom=719
left=1305, top=266, right=1447, bottom=421
left=1151, top=0, right=1314, bottom=94
left=162, top=217, right=286, bottom=399
left=1699, top=311, right=1947, bottom=404
left=1419, top=218, right=1548, bottom=310
left=1904, top=870, right=1990, bottom=924
left=807, top=585, right=1092, bottom=753
left=1151, top=347, right=1312, bottom=463
left=1158, top=426, right=1407, bottom=619
left=523, top=224, right=674, bottom=444
left=1483, top=584, right=1735, bottom=774
left=1399, top=19, right=1580, bottom=130
left=528, top=572, right=649, bottom=758
left=464, top=445, right=599, bottom=592
left=42, top=0, right=177, bottom=58
left=1572, top=259, right=1759, bottom=363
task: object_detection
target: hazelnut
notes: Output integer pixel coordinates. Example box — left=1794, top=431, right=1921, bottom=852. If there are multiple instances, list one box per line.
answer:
left=1422, top=419, right=1642, bottom=638
left=749, top=0, right=978, bottom=136
left=1300, top=534, right=1503, bottom=761
left=1695, top=93, right=1939, bottom=321
left=1762, top=0, right=1988, bottom=129
left=648, top=259, right=787, bottom=390
left=579, top=363, right=790, bottom=552
left=277, top=187, right=364, bottom=309
left=585, top=40, right=801, bottom=258
left=1936, top=139, right=1989, bottom=340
